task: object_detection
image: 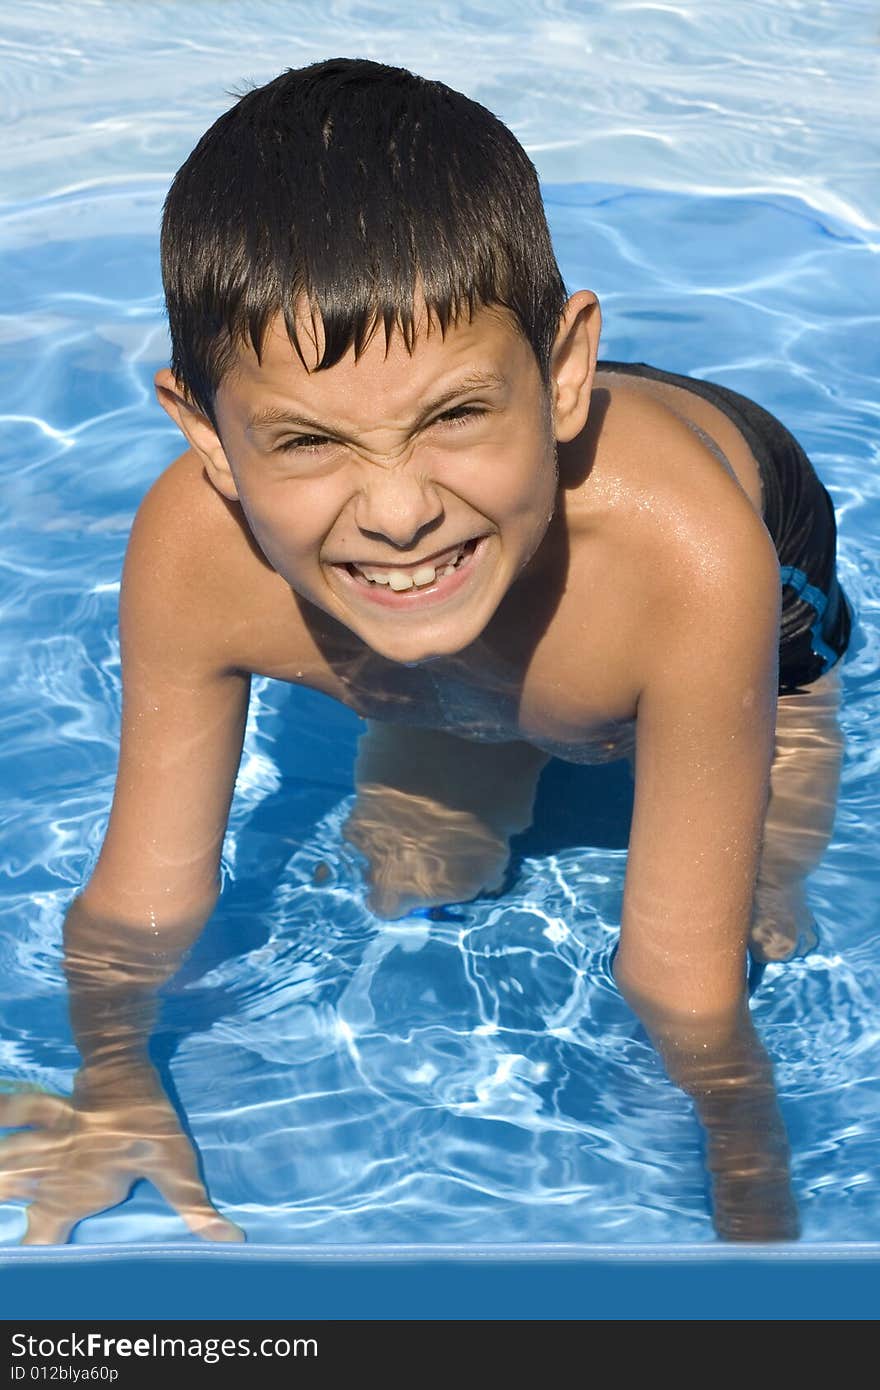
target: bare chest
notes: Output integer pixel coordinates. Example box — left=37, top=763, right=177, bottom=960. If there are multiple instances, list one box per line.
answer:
left=353, top=663, right=638, bottom=764
left=243, top=535, right=643, bottom=765
left=196, top=367, right=763, bottom=765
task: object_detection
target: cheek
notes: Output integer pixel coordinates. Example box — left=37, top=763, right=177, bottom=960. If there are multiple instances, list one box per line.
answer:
left=487, top=440, right=557, bottom=522
left=235, top=483, right=331, bottom=574
left=445, top=432, right=554, bottom=516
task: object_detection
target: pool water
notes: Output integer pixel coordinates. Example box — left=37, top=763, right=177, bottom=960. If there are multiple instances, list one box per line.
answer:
left=1, top=1, right=879, bottom=1249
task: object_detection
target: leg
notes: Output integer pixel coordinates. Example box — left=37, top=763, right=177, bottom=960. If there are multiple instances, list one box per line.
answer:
left=342, top=721, right=551, bottom=919
left=749, top=666, right=845, bottom=962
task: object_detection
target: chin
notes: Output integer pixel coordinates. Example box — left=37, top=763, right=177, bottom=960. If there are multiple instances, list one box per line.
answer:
left=360, top=627, right=475, bottom=666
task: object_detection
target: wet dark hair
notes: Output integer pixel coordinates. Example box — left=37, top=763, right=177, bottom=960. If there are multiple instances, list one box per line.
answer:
left=161, top=57, right=569, bottom=422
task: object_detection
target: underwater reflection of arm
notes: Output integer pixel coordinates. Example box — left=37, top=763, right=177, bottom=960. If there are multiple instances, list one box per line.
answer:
left=613, top=511, right=799, bottom=1241
left=1, top=471, right=251, bottom=1244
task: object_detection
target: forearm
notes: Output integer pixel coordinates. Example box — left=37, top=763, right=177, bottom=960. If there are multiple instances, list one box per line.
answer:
left=644, top=1002, right=789, bottom=1168
left=614, top=962, right=797, bottom=1238
left=63, top=891, right=215, bottom=1079
left=669, top=1011, right=796, bottom=1241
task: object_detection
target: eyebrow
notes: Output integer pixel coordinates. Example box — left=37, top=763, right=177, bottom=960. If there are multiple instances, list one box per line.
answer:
left=246, top=369, right=508, bottom=434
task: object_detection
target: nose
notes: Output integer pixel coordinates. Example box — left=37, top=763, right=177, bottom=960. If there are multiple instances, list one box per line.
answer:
left=353, top=468, right=445, bottom=550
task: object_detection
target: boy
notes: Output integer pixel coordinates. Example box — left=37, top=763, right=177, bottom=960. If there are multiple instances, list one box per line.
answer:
left=1, top=59, right=852, bottom=1244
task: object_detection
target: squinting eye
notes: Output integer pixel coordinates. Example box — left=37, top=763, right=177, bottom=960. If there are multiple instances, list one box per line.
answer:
left=436, top=405, right=486, bottom=428
left=274, top=405, right=487, bottom=453
left=276, top=434, right=332, bottom=453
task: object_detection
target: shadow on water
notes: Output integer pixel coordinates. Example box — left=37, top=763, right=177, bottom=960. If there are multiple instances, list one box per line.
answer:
left=514, top=755, right=633, bottom=854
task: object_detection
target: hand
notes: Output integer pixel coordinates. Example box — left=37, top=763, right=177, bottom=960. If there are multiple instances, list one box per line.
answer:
left=0, top=1071, right=244, bottom=1245
left=342, top=786, right=512, bottom=919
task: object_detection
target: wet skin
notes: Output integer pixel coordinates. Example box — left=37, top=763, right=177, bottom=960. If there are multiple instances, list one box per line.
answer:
left=1, top=293, right=845, bottom=1242
left=153, top=292, right=842, bottom=950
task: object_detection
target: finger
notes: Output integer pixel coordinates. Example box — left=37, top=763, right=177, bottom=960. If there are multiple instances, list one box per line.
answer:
left=190, top=1213, right=247, bottom=1242
left=20, top=1163, right=141, bottom=1246
left=0, top=1130, right=57, bottom=1170
left=20, top=1200, right=81, bottom=1246
left=166, top=1189, right=246, bottom=1243
left=0, top=1170, right=40, bottom=1201
left=150, top=1149, right=245, bottom=1242
left=0, top=1090, right=70, bottom=1129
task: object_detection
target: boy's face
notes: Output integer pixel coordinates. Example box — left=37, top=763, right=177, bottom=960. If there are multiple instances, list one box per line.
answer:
left=164, top=295, right=597, bottom=666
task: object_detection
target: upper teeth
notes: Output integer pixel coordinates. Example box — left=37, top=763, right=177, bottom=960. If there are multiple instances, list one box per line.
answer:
left=354, top=546, right=466, bottom=589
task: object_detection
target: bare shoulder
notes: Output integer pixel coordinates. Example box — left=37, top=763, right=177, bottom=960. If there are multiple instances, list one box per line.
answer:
left=584, top=373, right=776, bottom=569
left=558, top=379, right=780, bottom=704
left=123, top=449, right=309, bottom=677
left=600, top=382, right=781, bottom=687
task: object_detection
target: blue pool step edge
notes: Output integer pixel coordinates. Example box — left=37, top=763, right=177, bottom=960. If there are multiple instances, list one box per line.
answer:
left=3, top=1243, right=879, bottom=1321
left=3, top=1241, right=880, bottom=1264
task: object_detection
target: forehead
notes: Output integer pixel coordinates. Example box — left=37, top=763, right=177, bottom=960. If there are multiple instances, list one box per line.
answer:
left=218, top=303, right=535, bottom=421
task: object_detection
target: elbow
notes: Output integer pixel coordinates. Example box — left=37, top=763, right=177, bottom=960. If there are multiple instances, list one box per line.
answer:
left=612, top=947, right=749, bottom=1033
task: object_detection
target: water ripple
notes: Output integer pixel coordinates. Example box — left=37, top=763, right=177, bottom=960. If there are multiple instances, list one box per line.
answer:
left=1, top=1, right=879, bottom=1248
left=1, top=1, right=879, bottom=231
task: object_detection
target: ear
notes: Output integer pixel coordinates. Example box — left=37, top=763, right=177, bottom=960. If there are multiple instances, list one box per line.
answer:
left=549, top=290, right=601, bottom=443
left=153, top=369, right=240, bottom=502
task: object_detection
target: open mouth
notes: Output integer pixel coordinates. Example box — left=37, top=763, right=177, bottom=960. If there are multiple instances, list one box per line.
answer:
left=332, top=535, right=488, bottom=608
left=347, top=536, right=478, bottom=590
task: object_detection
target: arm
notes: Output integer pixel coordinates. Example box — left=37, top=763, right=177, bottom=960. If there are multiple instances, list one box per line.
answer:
left=0, top=456, right=251, bottom=1243
left=614, top=502, right=798, bottom=1240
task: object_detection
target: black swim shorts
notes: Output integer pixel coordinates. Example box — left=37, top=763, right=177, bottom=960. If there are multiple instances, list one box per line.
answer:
left=597, top=359, right=853, bottom=694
